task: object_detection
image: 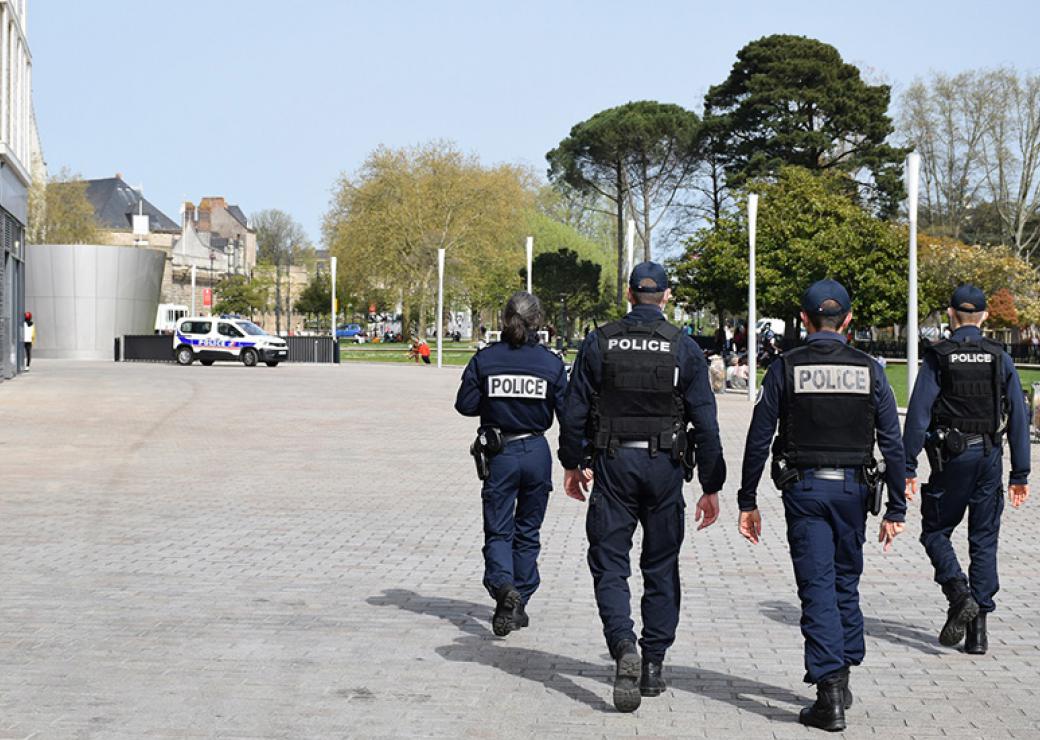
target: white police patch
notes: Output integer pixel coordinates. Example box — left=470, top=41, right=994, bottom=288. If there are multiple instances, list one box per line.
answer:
left=950, top=353, right=992, bottom=363
left=793, top=364, right=869, bottom=394
left=488, top=374, right=547, bottom=399
left=607, top=338, right=671, bottom=352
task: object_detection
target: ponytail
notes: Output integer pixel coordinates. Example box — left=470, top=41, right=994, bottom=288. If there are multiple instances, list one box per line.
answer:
left=501, top=291, right=543, bottom=348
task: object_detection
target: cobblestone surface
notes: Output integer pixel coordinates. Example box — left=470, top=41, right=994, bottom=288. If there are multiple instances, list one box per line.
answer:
left=1, top=360, right=1038, bottom=739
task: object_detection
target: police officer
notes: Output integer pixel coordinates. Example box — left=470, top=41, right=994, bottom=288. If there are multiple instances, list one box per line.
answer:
left=455, top=291, right=568, bottom=637
left=559, top=262, right=725, bottom=713
left=903, top=285, right=1030, bottom=655
left=737, top=279, right=905, bottom=732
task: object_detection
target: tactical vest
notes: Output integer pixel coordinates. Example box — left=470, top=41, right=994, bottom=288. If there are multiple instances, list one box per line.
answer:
left=779, top=341, right=876, bottom=468
left=928, top=338, right=1004, bottom=436
left=590, top=319, right=684, bottom=452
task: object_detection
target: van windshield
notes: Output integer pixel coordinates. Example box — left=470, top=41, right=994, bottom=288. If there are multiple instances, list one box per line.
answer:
left=236, top=321, right=267, bottom=336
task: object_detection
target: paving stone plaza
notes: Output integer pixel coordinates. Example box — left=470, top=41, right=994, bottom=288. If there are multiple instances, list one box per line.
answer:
left=2, top=361, right=1039, bottom=739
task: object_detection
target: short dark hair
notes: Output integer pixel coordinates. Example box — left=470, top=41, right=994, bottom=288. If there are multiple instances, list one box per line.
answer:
left=805, top=299, right=849, bottom=331
left=633, top=278, right=665, bottom=305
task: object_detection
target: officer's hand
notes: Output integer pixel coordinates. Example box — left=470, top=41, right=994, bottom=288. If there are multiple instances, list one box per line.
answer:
left=1009, top=484, right=1029, bottom=508
left=564, top=468, right=593, bottom=502
left=738, top=509, right=762, bottom=544
left=905, top=477, right=917, bottom=502
left=694, top=493, right=719, bottom=530
left=878, top=519, right=904, bottom=552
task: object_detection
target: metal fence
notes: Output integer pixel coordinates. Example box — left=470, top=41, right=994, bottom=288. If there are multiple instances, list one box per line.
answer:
left=115, top=335, right=340, bottom=364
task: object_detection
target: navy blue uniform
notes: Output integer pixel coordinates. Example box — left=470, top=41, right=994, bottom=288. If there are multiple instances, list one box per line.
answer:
left=739, top=333, right=905, bottom=683
left=455, top=335, right=568, bottom=604
left=903, top=325, right=1030, bottom=613
left=559, top=304, right=726, bottom=663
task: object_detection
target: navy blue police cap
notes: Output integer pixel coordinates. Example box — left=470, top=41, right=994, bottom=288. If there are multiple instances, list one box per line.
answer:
left=950, top=284, right=986, bottom=312
left=629, top=261, right=669, bottom=293
left=801, top=279, right=851, bottom=316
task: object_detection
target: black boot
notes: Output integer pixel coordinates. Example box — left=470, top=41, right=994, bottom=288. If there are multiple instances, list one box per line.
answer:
left=611, top=640, right=642, bottom=712
left=844, top=672, right=853, bottom=709
left=799, top=668, right=847, bottom=732
left=512, top=599, right=529, bottom=630
left=965, top=613, right=988, bottom=654
left=492, top=585, right=521, bottom=637
left=939, top=577, right=979, bottom=647
left=640, top=659, right=666, bottom=697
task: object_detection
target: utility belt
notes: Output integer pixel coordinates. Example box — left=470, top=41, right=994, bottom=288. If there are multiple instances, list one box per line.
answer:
left=589, top=426, right=696, bottom=482
left=924, top=427, right=995, bottom=474
left=469, top=427, right=543, bottom=481
left=771, top=455, right=886, bottom=516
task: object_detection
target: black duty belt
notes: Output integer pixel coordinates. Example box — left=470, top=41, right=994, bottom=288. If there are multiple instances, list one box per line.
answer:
left=964, top=434, right=986, bottom=447
left=502, top=431, right=542, bottom=444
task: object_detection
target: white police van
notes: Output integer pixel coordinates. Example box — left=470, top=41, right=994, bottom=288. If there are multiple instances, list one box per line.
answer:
left=173, top=316, right=288, bottom=367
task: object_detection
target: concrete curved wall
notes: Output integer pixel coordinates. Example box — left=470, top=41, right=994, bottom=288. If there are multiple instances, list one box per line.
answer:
left=26, top=244, right=166, bottom=360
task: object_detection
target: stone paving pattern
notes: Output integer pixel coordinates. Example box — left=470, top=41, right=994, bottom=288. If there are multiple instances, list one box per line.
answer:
left=1, top=361, right=1038, bottom=739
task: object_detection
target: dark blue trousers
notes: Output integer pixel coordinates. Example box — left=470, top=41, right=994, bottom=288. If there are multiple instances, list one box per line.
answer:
left=782, top=470, right=868, bottom=684
left=481, top=436, right=552, bottom=604
left=920, top=445, right=1004, bottom=613
left=586, top=450, right=685, bottom=663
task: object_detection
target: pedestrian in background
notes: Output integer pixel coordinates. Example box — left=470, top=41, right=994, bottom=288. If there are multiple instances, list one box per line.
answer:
left=23, top=312, right=35, bottom=370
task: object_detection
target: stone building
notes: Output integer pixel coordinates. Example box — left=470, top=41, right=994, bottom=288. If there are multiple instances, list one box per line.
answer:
left=0, top=0, right=38, bottom=381
left=85, top=175, right=181, bottom=249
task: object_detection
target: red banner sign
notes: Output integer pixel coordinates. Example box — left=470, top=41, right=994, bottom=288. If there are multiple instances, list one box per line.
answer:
left=203, top=288, right=212, bottom=307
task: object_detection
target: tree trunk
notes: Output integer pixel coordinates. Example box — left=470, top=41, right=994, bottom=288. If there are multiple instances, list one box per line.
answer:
left=642, top=160, right=652, bottom=262
left=615, top=163, right=626, bottom=308
left=419, top=290, right=428, bottom=341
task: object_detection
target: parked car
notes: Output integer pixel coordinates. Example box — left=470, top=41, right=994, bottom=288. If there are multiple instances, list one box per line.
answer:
left=336, top=323, right=364, bottom=338
left=173, top=316, right=288, bottom=367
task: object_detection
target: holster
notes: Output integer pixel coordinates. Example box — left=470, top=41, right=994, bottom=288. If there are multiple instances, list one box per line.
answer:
left=470, top=426, right=504, bottom=482
left=672, top=426, right=695, bottom=482
left=924, top=430, right=946, bottom=474
left=770, top=438, right=799, bottom=490
left=862, top=458, right=885, bottom=516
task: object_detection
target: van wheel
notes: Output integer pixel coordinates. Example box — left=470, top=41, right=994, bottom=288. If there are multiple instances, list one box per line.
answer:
left=265, top=361, right=279, bottom=367
left=200, top=359, right=215, bottom=366
left=241, top=348, right=258, bottom=367
left=176, top=346, right=194, bottom=366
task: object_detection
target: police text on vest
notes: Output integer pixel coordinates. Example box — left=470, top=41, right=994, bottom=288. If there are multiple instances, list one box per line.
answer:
left=488, top=374, right=548, bottom=399
left=794, top=364, right=869, bottom=394
left=607, top=338, right=670, bottom=352
left=950, top=353, right=992, bottom=363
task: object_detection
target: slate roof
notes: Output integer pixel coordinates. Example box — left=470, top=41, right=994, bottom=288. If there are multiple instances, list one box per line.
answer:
left=84, top=177, right=181, bottom=232
left=226, top=204, right=249, bottom=228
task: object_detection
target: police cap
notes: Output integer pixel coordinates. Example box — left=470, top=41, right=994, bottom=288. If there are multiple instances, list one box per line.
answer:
left=802, top=279, right=851, bottom=316
left=629, top=261, right=669, bottom=293
left=950, top=284, right=987, bottom=312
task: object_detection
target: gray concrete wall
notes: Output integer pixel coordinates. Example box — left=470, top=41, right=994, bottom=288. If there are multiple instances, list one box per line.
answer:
left=25, top=244, right=165, bottom=359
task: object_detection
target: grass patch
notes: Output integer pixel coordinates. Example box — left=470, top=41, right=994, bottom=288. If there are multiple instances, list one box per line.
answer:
left=341, top=344, right=474, bottom=366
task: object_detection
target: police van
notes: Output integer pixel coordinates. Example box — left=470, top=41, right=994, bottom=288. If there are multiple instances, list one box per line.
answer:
left=173, top=316, right=288, bottom=367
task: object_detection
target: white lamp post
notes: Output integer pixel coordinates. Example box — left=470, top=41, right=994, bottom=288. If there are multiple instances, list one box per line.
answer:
left=906, top=152, right=921, bottom=395
left=747, top=194, right=759, bottom=402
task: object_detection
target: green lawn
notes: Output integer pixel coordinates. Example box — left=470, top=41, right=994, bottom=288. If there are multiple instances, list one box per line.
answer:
left=340, top=343, right=475, bottom=366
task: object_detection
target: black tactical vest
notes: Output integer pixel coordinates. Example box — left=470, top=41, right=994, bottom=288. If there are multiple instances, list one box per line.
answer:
left=779, top=340, right=876, bottom=468
left=591, top=319, right=684, bottom=451
left=928, top=338, right=1004, bottom=436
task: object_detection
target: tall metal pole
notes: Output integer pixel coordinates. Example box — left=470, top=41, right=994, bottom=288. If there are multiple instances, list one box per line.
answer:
left=525, top=236, right=533, bottom=294
left=437, top=248, right=445, bottom=368
left=906, top=152, right=921, bottom=395
left=625, top=218, right=635, bottom=313
left=330, top=256, right=337, bottom=338
left=747, top=194, right=759, bottom=402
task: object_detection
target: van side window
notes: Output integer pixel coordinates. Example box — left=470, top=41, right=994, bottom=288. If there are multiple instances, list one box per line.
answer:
left=184, top=321, right=211, bottom=335
left=218, top=322, right=243, bottom=338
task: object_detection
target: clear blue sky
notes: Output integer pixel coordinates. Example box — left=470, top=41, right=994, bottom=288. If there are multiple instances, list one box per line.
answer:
left=31, top=0, right=1040, bottom=242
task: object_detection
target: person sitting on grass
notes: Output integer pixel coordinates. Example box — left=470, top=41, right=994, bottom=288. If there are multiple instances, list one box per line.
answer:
left=408, top=337, right=431, bottom=365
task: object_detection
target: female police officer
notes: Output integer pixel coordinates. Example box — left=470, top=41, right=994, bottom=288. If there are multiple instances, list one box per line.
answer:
left=455, top=291, right=568, bottom=636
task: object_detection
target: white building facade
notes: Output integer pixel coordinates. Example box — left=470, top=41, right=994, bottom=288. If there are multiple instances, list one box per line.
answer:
left=0, top=0, right=35, bottom=380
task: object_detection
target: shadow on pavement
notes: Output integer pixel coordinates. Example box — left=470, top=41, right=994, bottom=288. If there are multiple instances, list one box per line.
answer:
left=759, top=599, right=943, bottom=656
left=368, top=588, right=804, bottom=719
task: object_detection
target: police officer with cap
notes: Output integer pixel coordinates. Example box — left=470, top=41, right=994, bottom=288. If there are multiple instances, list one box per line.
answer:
left=737, top=279, right=905, bottom=732
left=455, top=291, right=568, bottom=637
left=903, top=284, right=1030, bottom=654
left=559, top=261, right=725, bottom=713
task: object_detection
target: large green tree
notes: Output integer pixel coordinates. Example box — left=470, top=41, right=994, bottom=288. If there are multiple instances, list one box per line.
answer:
left=27, top=168, right=99, bottom=245
left=213, top=273, right=271, bottom=318
left=547, top=101, right=702, bottom=306
left=521, top=248, right=603, bottom=340
left=703, top=35, right=906, bottom=216
left=675, top=167, right=908, bottom=336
